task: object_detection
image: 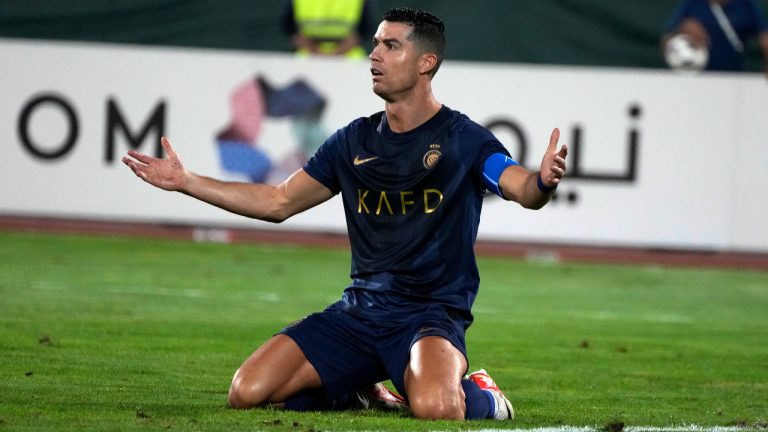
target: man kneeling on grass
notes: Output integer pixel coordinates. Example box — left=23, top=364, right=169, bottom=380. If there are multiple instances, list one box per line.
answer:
left=123, top=6, right=567, bottom=420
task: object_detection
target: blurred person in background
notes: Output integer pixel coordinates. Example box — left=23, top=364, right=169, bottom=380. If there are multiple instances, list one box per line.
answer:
left=662, top=0, right=768, bottom=73
left=282, top=0, right=375, bottom=59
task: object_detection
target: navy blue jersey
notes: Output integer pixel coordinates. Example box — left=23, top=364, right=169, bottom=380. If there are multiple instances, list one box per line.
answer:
left=304, top=106, right=510, bottom=323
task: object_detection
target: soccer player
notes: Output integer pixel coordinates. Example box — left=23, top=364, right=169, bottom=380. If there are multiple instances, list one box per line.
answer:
left=123, top=7, right=567, bottom=421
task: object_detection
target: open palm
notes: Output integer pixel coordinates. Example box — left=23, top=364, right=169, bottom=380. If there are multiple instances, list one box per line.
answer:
left=122, top=137, right=188, bottom=192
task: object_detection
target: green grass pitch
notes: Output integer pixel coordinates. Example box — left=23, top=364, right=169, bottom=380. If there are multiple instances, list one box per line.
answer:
left=1, top=231, right=766, bottom=431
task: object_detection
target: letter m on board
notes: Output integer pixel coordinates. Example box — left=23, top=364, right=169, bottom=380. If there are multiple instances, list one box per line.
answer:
left=105, top=98, right=166, bottom=162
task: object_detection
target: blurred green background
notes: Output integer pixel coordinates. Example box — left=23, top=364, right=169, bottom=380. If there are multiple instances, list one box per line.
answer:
left=2, top=0, right=768, bottom=71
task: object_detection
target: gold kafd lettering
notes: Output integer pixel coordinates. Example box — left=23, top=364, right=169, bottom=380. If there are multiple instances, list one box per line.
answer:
left=357, top=188, right=444, bottom=215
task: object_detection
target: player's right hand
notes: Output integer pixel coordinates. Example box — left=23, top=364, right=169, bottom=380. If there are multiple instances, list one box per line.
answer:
left=122, top=137, right=188, bottom=192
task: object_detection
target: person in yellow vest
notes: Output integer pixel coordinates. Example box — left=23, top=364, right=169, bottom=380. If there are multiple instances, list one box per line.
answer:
left=281, top=0, right=374, bottom=59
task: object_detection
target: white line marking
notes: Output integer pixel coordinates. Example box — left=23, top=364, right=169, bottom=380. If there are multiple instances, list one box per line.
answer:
left=473, top=426, right=748, bottom=432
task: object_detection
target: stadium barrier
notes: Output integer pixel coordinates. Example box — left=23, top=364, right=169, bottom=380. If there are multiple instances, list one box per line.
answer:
left=1, top=39, right=766, bottom=253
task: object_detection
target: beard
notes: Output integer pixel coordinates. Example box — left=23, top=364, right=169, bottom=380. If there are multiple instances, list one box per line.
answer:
left=372, top=84, right=395, bottom=102
left=371, top=76, right=418, bottom=103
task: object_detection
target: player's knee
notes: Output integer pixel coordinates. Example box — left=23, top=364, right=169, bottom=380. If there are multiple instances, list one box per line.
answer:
left=409, top=392, right=465, bottom=420
left=228, top=370, right=270, bottom=409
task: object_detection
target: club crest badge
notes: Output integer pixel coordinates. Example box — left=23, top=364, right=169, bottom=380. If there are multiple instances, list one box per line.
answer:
left=423, top=144, right=442, bottom=169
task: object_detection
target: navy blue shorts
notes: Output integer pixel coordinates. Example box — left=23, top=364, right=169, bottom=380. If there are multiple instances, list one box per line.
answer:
left=279, top=298, right=469, bottom=399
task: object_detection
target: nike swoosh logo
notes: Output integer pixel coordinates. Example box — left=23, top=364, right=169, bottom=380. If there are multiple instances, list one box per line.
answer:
left=353, top=155, right=379, bottom=166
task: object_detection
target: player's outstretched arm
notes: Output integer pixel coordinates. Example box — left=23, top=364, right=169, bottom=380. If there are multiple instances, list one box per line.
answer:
left=498, top=128, right=567, bottom=210
left=122, top=137, right=334, bottom=223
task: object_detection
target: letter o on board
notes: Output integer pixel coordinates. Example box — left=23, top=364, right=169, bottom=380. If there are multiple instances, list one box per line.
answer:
left=18, top=93, right=79, bottom=160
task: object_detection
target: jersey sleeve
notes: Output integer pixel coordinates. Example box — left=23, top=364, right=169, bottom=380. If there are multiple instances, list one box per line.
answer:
left=459, top=121, right=515, bottom=194
left=303, top=131, right=342, bottom=195
left=475, top=139, right=513, bottom=192
left=476, top=139, right=511, bottom=169
left=482, top=152, right=519, bottom=198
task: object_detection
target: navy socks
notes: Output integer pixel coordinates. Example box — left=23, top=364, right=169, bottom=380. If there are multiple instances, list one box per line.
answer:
left=283, top=380, right=494, bottom=419
left=461, top=378, right=494, bottom=419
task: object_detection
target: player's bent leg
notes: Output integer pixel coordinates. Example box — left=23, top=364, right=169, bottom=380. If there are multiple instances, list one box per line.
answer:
left=403, top=336, right=467, bottom=420
left=228, top=334, right=322, bottom=409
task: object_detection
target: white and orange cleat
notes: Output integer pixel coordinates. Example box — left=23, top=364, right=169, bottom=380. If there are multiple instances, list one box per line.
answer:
left=466, top=369, right=514, bottom=420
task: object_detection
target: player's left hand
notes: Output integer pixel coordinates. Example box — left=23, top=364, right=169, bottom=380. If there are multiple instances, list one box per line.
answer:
left=539, top=128, right=568, bottom=188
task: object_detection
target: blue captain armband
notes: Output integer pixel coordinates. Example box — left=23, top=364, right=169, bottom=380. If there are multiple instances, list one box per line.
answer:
left=482, top=153, right=519, bottom=198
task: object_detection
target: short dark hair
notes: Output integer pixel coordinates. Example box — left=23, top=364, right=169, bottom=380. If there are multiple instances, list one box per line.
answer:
left=382, top=7, right=446, bottom=76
